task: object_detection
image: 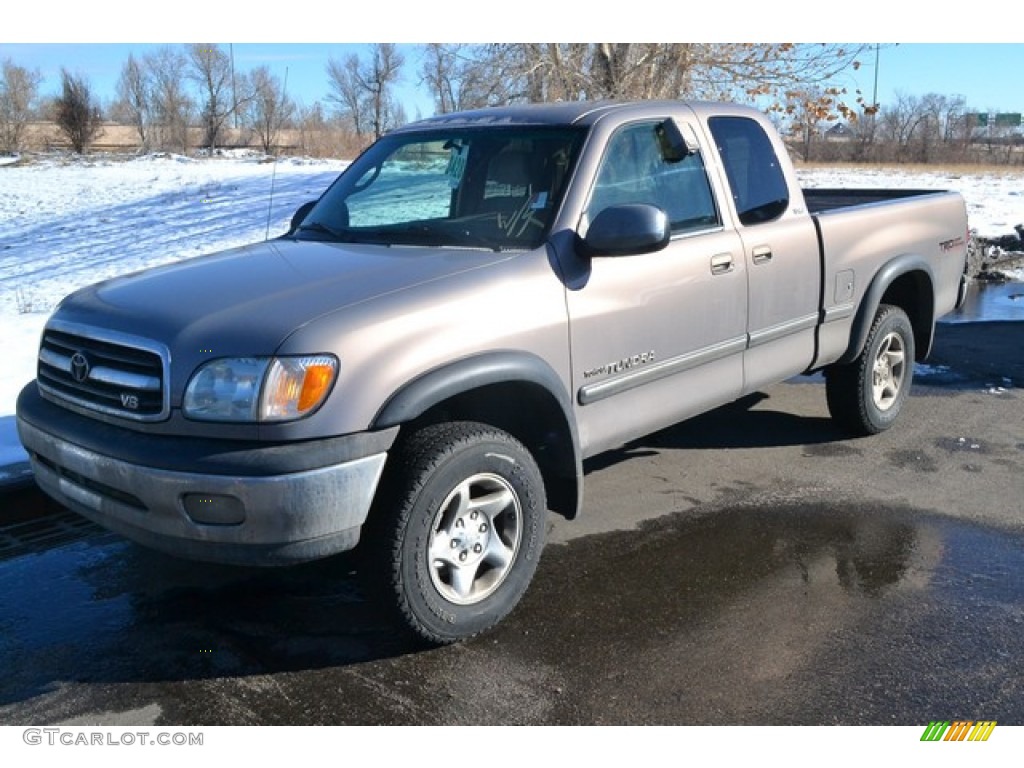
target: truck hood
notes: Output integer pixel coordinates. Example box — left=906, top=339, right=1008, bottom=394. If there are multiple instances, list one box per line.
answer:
left=54, top=237, right=515, bottom=359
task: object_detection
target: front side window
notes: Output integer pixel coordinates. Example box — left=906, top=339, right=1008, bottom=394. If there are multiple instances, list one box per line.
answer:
left=707, top=116, right=789, bottom=226
left=585, top=121, right=719, bottom=235
left=296, top=126, right=585, bottom=251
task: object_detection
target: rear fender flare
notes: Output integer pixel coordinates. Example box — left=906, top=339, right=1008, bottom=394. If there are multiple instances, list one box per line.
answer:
left=839, top=255, right=935, bottom=364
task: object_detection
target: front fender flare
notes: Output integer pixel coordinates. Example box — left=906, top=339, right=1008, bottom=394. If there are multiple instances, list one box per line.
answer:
left=371, top=350, right=583, bottom=518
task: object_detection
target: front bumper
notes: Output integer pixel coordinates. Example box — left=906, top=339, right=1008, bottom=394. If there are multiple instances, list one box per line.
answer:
left=16, top=384, right=395, bottom=566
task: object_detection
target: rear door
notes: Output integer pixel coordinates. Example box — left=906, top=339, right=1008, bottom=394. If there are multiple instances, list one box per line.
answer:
left=706, top=115, right=821, bottom=390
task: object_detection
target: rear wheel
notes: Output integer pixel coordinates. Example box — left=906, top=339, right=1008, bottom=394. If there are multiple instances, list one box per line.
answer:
left=826, top=304, right=915, bottom=436
left=362, top=421, right=547, bottom=644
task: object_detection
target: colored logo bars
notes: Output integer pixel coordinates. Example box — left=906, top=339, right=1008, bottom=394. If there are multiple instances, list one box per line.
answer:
left=920, top=721, right=997, bottom=742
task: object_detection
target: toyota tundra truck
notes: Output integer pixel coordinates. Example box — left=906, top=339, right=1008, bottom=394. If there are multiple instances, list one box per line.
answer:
left=16, top=100, right=969, bottom=643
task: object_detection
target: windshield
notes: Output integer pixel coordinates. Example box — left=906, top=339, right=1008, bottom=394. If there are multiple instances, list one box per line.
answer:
left=296, top=125, right=586, bottom=251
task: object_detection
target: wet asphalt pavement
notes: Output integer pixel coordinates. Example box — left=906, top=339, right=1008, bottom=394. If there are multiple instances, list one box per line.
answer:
left=1, top=322, right=1022, bottom=726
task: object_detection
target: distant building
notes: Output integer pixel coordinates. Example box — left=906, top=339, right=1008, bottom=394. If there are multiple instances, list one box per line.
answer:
left=825, top=123, right=851, bottom=139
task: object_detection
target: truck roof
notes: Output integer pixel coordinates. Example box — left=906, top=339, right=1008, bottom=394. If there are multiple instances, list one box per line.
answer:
left=392, top=99, right=763, bottom=132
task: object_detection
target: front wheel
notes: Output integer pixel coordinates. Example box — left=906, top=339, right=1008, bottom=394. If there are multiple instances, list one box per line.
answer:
left=825, top=304, right=915, bottom=436
left=362, top=421, right=547, bottom=644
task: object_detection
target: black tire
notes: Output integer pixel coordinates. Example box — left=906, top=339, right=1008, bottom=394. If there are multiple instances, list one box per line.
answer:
left=362, top=421, right=547, bottom=644
left=825, top=304, right=915, bottom=436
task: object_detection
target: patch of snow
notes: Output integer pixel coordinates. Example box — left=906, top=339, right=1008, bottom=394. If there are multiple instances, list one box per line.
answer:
left=797, top=166, right=1024, bottom=241
left=914, top=363, right=952, bottom=377
left=0, top=313, right=47, bottom=425
left=0, top=416, right=28, bottom=467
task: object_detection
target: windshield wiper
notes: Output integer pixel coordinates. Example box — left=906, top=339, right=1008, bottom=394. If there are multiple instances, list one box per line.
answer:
left=446, top=230, right=505, bottom=252
left=296, top=221, right=353, bottom=241
left=368, top=224, right=503, bottom=252
left=298, top=221, right=505, bottom=252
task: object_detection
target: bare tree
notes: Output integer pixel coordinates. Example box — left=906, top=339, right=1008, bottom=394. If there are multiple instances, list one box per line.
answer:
left=0, top=59, right=42, bottom=153
left=939, top=96, right=972, bottom=162
left=113, top=53, right=151, bottom=151
left=188, top=44, right=250, bottom=151
left=431, top=43, right=870, bottom=115
left=420, top=44, right=518, bottom=113
left=248, top=66, right=294, bottom=153
left=146, top=46, right=192, bottom=153
left=848, top=113, right=881, bottom=163
left=53, top=69, right=102, bottom=153
left=365, top=43, right=406, bottom=137
left=913, top=93, right=951, bottom=163
left=943, top=99, right=968, bottom=142
left=325, top=54, right=364, bottom=136
left=421, top=43, right=461, bottom=114
left=326, top=43, right=405, bottom=140
left=879, top=92, right=929, bottom=163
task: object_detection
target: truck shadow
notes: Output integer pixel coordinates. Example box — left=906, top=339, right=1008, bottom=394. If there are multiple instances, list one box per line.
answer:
left=585, top=392, right=845, bottom=473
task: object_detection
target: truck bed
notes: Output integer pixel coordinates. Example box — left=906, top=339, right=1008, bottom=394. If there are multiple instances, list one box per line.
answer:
left=803, top=187, right=949, bottom=214
left=807, top=186, right=969, bottom=368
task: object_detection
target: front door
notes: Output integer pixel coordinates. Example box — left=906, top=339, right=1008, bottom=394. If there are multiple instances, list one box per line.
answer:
left=565, top=118, right=747, bottom=457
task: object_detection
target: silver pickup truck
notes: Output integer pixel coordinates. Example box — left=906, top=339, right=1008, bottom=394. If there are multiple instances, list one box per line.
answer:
left=16, top=100, right=969, bottom=642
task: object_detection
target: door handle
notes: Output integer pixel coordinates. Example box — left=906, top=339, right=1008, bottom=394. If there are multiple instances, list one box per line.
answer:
left=710, top=252, right=734, bottom=275
left=752, top=245, right=773, bottom=265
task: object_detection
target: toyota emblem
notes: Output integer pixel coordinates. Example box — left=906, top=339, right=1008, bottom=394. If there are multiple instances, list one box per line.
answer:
left=70, top=352, right=90, bottom=383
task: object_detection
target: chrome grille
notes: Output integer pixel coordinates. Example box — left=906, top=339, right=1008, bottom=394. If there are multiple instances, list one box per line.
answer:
left=37, top=325, right=169, bottom=421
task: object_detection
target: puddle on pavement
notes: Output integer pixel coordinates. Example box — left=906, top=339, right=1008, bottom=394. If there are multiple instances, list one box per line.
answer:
left=944, top=279, right=1024, bottom=324
left=512, top=502, right=933, bottom=639
left=0, top=509, right=107, bottom=562
left=2, top=498, right=1024, bottom=724
left=397, top=500, right=1023, bottom=725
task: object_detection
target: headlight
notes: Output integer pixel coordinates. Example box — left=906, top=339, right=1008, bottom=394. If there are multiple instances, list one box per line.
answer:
left=183, top=355, right=338, bottom=422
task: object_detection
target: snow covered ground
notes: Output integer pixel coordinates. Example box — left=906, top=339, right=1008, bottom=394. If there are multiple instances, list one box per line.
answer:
left=0, top=153, right=1022, bottom=475
left=796, top=165, right=1024, bottom=245
left=0, top=151, right=347, bottom=475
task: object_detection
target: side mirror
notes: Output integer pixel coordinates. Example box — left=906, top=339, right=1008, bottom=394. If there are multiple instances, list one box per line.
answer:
left=287, top=200, right=317, bottom=236
left=656, top=118, right=694, bottom=163
left=579, top=204, right=671, bottom=257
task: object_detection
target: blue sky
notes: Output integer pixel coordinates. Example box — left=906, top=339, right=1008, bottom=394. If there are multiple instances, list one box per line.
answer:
left=2, top=0, right=1020, bottom=123
left=2, top=43, right=1022, bottom=120
left=2, top=42, right=1022, bottom=121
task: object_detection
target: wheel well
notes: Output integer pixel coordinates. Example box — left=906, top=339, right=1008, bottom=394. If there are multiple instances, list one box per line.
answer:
left=395, top=381, right=580, bottom=520
left=879, top=270, right=934, bottom=360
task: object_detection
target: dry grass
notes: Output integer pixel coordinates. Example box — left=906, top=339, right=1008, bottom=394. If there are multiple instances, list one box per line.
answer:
left=794, top=160, right=1024, bottom=177
left=14, top=120, right=368, bottom=161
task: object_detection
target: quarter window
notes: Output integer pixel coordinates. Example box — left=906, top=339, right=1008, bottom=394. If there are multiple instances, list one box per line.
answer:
left=708, top=116, right=789, bottom=225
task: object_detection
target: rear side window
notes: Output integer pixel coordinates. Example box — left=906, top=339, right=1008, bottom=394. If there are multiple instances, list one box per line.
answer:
left=708, top=116, right=789, bottom=226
